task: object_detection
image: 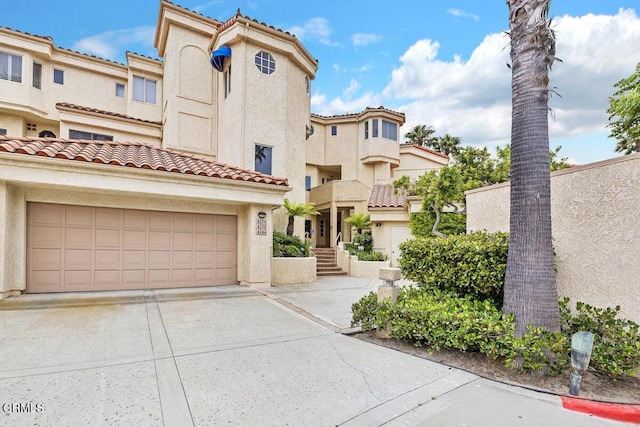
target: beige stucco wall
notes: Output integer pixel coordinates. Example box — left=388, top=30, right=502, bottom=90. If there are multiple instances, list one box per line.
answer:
left=350, top=257, right=391, bottom=278
left=394, top=148, right=449, bottom=180
left=271, top=257, right=317, bottom=285
left=466, top=153, right=640, bottom=323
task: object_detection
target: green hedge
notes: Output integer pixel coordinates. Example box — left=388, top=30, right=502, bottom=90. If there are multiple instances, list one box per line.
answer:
left=352, top=289, right=640, bottom=377
left=398, top=232, right=508, bottom=303
left=410, top=210, right=467, bottom=238
left=272, top=232, right=311, bottom=258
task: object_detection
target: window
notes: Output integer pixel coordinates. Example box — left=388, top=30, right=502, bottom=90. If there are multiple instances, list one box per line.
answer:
left=254, top=144, right=272, bottom=175
left=115, top=83, right=125, bottom=97
left=305, top=220, right=312, bottom=235
left=53, top=68, right=64, bottom=84
left=32, top=62, right=42, bottom=89
left=305, top=175, right=312, bottom=191
left=305, top=76, right=310, bottom=94
left=133, top=75, right=156, bottom=104
left=364, top=121, right=369, bottom=139
left=69, top=130, right=113, bottom=141
left=372, top=119, right=379, bottom=137
left=319, top=220, right=325, bottom=237
left=39, top=130, right=56, bottom=138
left=382, top=120, right=398, bottom=141
left=254, top=51, right=275, bottom=75
left=26, top=123, right=37, bottom=131
left=0, top=128, right=7, bottom=136
left=224, top=65, right=231, bottom=98
left=331, top=125, right=337, bottom=136
left=0, top=51, right=22, bottom=83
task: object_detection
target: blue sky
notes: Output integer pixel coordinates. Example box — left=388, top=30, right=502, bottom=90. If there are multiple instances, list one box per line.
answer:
left=2, top=1, right=640, bottom=164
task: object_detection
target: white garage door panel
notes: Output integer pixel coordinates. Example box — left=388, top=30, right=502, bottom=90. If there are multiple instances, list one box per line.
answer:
left=27, top=203, right=238, bottom=293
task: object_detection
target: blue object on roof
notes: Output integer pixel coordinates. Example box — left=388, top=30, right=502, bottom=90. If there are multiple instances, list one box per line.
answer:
left=210, top=47, right=231, bottom=72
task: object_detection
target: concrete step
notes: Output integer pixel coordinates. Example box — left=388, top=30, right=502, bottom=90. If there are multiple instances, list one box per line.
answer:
left=317, top=267, right=343, bottom=272
left=317, top=271, right=348, bottom=277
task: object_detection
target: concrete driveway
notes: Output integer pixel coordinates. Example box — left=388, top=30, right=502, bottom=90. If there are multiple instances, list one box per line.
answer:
left=0, top=278, right=628, bottom=426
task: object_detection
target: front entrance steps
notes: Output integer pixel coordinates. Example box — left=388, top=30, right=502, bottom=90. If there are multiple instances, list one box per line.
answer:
left=313, top=247, right=347, bottom=277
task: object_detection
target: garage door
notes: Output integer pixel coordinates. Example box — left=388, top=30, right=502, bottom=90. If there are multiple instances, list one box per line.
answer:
left=27, top=203, right=237, bottom=293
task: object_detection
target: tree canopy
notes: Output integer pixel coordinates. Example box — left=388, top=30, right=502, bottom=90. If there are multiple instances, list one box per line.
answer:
left=344, top=213, right=372, bottom=235
left=283, top=198, right=319, bottom=236
left=394, top=144, right=569, bottom=238
left=607, top=63, right=640, bottom=154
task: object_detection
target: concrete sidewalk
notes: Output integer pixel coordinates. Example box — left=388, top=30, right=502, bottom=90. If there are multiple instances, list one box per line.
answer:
left=0, top=279, right=632, bottom=426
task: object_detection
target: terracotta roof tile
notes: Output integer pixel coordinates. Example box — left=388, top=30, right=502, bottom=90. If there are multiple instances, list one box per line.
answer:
left=400, top=143, right=450, bottom=160
left=0, top=136, right=288, bottom=187
left=56, top=103, right=162, bottom=125
left=368, top=184, right=407, bottom=209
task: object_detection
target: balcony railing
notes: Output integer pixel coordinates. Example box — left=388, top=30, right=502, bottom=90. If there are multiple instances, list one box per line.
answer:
left=308, top=180, right=371, bottom=206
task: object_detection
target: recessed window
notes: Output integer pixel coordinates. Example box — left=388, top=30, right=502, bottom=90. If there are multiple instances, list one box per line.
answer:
left=331, top=125, right=337, bottom=136
left=0, top=128, right=7, bottom=136
left=254, top=144, right=272, bottom=175
left=254, top=51, right=275, bottom=75
left=53, top=68, right=64, bottom=85
left=364, top=121, right=369, bottom=139
left=39, top=130, right=56, bottom=138
left=305, top=175, right=312, bottom=191
left=26, top=123, right=37, bottom=131
left=115, top=83, right=125, bottom=97
left=305, top=76, right=310, bottom=94
left=69, top=129, right=113, bottom=141
left=224, top=65, right=231, bottom=98
left=0, top=51, right=22, bottom=83
left=32, top=62, right=42, bottom=89
left=319, top=220, right=325, bottom=237
left=133, top=75, right=156, bottom=104
left=372, top=119, right=379, bottom=138
left=382, top=120, right=398, bottom=141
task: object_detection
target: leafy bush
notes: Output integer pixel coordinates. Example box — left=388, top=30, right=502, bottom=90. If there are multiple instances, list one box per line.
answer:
left=347, top=232, right=373, bottom=254
left=356, top=251, right=388, bottom=262
left=399, top=232, right=508, bottom=303
left=351, top=289, right=638, bottom=377
left=559, top=298, right=640, bottom=377
left=410, top=209, right=466, bottom=238
left=272, top=231, right=311, bottom=258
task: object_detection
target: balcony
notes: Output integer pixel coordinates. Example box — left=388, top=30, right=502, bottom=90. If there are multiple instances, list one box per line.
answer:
left=308, top=180, right=372, bottom=206
left=359, top=138, right=400, bottom=165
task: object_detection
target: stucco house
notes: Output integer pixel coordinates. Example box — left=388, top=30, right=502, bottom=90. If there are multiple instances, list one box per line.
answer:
left=0, top=1, right=445, bottom=296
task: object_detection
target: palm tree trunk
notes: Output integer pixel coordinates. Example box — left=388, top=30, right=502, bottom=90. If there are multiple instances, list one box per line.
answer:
left=286, top=216, right=295, bottom=236
left=503, top=0, right=559, bottom=337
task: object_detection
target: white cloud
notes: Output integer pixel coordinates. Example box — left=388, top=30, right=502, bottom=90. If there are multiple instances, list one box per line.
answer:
left=343, top=79, right=361, bottom=98
left=192, top=0, right=224, bottom=13
left=72, top=26, right=156, bottom=60
left=383, top=8, right=640, bottom=153
left=352, top=33, right=382, bottom=46
left=287, top=18, right=337, bottom=46
left=447, top=8, right=480, bottom=22
left=311, top=91, right=381, bottom=116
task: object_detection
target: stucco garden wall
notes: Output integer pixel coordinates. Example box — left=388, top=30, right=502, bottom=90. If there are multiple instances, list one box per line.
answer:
left=271, top=257, right=317, bottom=285
left=466, top=153, right=640, bottom=324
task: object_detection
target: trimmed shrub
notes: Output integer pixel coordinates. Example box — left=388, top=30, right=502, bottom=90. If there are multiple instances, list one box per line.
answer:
left=273, top=231, right=311, bottom=258
left=357, top=251, right=388, bottom=262
left=559, top=298, right=640, bottom=377
left=410, top=209, right=466, bottom=238
left=351, top=288, right=638, bottom=377
left=398, top=232, right=508, bottom=303
left=347, top=232, right=373, bottom=254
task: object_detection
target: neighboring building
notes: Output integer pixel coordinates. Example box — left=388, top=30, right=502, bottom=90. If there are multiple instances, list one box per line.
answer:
left=0, top=1, right=446, bottom=296
left=306, top=110, right=448, bottom=261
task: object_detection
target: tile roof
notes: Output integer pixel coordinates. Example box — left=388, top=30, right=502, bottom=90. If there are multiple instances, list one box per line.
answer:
left=401, top=143, right=450, bottom=160
left=0, top=136, right=288, bottom=187
left=368, top=184, right=407, bottom=209
left=311, top=106, right=405, bottom=120
left=56, top=103, right=162, bottom=125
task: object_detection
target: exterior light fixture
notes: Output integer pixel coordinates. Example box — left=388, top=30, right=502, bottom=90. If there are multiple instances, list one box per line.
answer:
left=569, top=331, right=594, bottom=396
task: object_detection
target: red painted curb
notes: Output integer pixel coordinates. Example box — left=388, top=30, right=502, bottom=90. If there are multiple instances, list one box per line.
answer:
left=561, top=396, right=640, bottom=424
